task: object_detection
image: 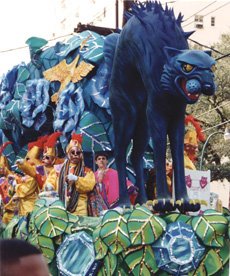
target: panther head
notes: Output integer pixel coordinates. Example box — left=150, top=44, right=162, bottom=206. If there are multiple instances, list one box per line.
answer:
left=161, top=47, right=216, bottom=104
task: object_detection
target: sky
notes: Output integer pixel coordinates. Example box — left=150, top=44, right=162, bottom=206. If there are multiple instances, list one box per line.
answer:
left=0, top=0, right=58, bottom=76
left=0, top=0, right=229, bottom=77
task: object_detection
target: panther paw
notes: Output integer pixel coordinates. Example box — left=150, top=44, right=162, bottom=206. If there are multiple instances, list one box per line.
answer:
left=175, top=198, right=206, bottom=213
left=152, top=198, right=177, bottom=212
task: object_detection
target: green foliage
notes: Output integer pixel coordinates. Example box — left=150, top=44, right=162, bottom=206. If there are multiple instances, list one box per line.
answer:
left=188, top=33, right=230, bottom=179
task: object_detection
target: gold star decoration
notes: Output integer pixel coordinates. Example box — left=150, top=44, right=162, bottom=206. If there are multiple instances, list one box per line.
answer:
left=43, top=35, right=94, bottom=104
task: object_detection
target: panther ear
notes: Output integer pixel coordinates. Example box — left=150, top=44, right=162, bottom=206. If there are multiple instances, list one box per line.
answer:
left=164, top=47, right=184, bottom=61
left=204, top=50, right=212, bottom=56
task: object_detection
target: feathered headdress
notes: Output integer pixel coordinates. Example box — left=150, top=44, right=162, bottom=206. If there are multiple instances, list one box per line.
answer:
left=43, top=132, right=62, bottom=157
left=185, top=115, right=206, bottom=145
left=26, top=135, right=49, bottom=162
left=66, top=133, right=83, bottom=153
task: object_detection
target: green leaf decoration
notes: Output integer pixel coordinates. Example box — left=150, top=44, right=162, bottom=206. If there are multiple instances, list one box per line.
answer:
left=97, top=251, right=118, bottom=276
left=93, top=227, right=108, bottom=260
left=29, top=199, right=48, bottom=233
left=34, top=200, right=68, bottom=238
left=29, top=211, right=37, bottom=234
left=213, top=261, right=229, bottom=276
left=48, top=258, right=59, bottom=276
left=100, top=210, right=131, bottom=255
left=71, top=215, right=102, bottom=234
left=2, top=216, right=20, bottom=239
left=77, top=111, right=112, bottom=152
left=127, top=206, right=166, bottom=246
left=14, top=83, right=26, bottom=99
left=192, top=210, right=228, bottom=247
left=37, top=235, right=55, bottom=264
left=33, top=198, right=47, bottom=211
left=17, top=66, right=30, bottom=83
left=114, top=254, right=130, bottom=275
left=218, top=239, right=230, bottom=266
left=162, top=212, right=191, bottom=225
left=190, top=240, right=229, bottom=276
left=15, top=217, right=29, bottom=240
left=27, top=231, right=39, bottom=248
left=26, top=36, right=48, bottom=53
left=122, top=245, right=158, bottom=275
left=222, top=207, right=230, bottom=217
left=64, top=212, right=79, bottom=234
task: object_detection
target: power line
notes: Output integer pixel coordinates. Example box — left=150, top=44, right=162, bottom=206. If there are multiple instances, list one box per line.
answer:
left=202, top=119, right=230, bottom=133
left=0, top=33, right=74, bottom=54
left=182, top=1, right=230, bottom=28
left=182, top=1, right=216, bottom=22
left=195, top=101, right=230, bottom=119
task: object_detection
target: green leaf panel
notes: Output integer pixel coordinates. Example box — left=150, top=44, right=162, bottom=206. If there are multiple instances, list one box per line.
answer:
left=127, top=206, right=166, bottom=246
left=34, top=201, right=68, bottom=238
left=93, top=227, right=108, bottom=260
left=192, top=210, right=228, bottom=247
left=38, top=235, right=55, bottom=264
left=100, top=210, right=131, bottom=255
left=98, top=251, right=118, bottom=276
left=162, top=212, right=191, bottom=225
left=122, top=245, right=158, bottom=276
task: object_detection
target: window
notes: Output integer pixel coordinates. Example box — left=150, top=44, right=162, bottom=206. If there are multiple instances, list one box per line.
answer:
left=194, top=15, right=204, bottom=29
left=211, top=17, right=215, bottom=26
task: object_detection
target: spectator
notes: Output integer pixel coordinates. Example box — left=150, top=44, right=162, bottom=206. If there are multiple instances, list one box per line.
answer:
left=0, top=239, right=49, bottom=276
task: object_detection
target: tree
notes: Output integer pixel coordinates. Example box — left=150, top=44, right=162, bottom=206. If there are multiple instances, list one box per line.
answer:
left=187, top=33, right=230, bottom=181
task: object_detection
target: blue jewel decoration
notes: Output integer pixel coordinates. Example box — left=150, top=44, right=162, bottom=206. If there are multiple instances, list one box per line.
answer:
left=152, top=221, right=205, bottom=275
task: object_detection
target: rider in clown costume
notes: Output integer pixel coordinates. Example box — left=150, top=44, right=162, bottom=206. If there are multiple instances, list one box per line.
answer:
left=43, top=133, right=96, bottom=216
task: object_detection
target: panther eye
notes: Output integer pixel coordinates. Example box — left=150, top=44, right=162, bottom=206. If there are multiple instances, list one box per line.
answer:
left=211, top=64, right=216, bottom=72
left=182, top=63, right=194, bottom=73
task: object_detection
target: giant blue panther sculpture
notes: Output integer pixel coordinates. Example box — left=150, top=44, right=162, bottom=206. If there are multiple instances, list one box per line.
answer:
left=108, top=1, right=216, bottom=212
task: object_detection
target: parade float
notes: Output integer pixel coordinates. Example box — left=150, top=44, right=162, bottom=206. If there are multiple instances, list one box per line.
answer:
left=0, top=1, right=229, bottom=275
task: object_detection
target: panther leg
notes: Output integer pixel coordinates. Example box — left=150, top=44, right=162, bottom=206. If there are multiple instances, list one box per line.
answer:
left=169, top=114, right=201, bottom=213
left=131, top=112, right=149, bottom=204
left=148, top=114, right=172, bottom=208
left=110, top=97, right=137, bottom=207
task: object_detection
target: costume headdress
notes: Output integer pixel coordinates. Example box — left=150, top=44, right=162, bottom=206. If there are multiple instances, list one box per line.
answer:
left=0, top=141, right=13, bottom=169
left=184, top=115, right=206, bottom=146
left=43, top=132, right=62, bottom=157
left=66, top=133, right=83, bottom=153
left=26, top=135, right=48, bottom=164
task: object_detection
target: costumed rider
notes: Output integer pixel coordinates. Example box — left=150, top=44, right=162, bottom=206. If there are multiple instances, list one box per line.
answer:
left=0, top=142, right=21, bottom=224
left=43, top=133, right=96, bottom=216
left=14, top=137, right=47, bottom=217
left=184, top=115, right=206, bottom=170
left=17, top=132, right=62, bottom=190
left=94, top=152, right=138, bottom=207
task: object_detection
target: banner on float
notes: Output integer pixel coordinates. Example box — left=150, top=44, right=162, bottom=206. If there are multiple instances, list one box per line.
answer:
left=185, top=169, right=211, bottom=213
left=172, top=169, right=211, bottom=214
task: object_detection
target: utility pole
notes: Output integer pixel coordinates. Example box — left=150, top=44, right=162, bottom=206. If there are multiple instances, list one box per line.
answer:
left=122, top=0, right=134, bottom=26
left=115, top=0, right=119, bottom=29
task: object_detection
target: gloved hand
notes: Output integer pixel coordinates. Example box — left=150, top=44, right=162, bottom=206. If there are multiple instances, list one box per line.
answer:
left=15, top=159, right=24, bottom=165
left=44, top=183, right=55, bottom=191
left=66, top=174, right=78, bottom=182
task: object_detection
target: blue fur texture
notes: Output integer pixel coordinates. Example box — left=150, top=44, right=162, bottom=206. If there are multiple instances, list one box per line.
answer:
left=109, top=1, right=216, bottom=212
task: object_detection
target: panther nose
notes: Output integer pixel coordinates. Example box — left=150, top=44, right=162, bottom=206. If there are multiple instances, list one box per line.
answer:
left=202, top=83, right=215, bottom=95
